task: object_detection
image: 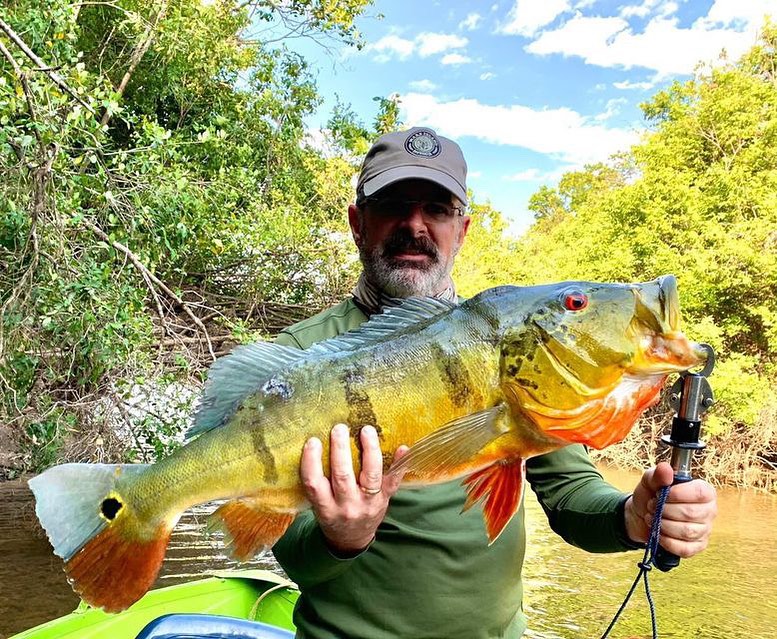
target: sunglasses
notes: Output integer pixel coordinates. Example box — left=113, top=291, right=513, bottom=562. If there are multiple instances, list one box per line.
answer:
left=362, top=197, right=466, bottom=222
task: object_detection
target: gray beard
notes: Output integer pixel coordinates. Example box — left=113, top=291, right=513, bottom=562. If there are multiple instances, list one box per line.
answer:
left=359, top=244, right=454, bottom=298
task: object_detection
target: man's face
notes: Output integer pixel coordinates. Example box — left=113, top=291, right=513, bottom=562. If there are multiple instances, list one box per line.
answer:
left=348, top=179, right=470, bottom=297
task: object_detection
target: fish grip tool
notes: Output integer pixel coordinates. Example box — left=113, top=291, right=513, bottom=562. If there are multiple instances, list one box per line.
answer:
left=653, top=343, right=715, bottom=571
left=599, top=343, right=715, bottom=639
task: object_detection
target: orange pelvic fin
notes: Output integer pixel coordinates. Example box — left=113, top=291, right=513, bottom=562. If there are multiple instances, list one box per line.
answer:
left=208, top=498, right=294, bottom=561
left=462, top=457, right=526, bottom=544
left=65, top=519, right=172, bottom=613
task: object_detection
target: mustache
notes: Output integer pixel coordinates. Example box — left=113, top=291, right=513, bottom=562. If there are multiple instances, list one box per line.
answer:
left=381, top=230, right=439, bottom=262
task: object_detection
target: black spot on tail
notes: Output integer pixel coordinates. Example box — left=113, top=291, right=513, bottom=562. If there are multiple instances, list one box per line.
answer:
left=101, top=497, right=123, bottom=520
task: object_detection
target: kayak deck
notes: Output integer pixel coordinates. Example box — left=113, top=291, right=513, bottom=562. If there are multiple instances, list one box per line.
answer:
left=10, top=570, right=298, bottom=639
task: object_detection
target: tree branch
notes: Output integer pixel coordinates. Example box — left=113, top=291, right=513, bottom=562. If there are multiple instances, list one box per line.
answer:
left=81, top=219, right=216, bottom=361
left=0, top=16, right=95, bottom=113
left=0, top=39, right=40, bottom=145
left=100, top=0, right=168, bottom=127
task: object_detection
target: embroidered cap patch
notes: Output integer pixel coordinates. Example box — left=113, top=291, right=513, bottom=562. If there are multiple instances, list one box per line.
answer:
left=404, top=129, right=441, bottom=157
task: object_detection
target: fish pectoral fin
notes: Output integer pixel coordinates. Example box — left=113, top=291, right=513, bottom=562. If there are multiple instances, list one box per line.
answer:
left=208, top=498, right=295, bottom=562
left=462, top=457, right=526, bottom=544
left=387, top=404, right=511, bottom=482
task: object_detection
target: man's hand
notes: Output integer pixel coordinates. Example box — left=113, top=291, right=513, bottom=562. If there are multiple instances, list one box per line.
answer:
left=624, top=461, right=717, bottom=557
left=301, top=423, right=408, bottom=556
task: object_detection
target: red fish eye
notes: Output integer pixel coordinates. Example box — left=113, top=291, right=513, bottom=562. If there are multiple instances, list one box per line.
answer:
left=563, top=291, right=588, bottom=311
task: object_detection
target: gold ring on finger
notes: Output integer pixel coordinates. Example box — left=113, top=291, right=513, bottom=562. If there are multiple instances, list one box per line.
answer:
left=361, top=486, right=382, bottom=496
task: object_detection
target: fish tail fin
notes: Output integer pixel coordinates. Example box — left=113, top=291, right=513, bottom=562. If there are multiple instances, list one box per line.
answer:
left=29, top=463, right=174, bottom=612
left=208, top=497, right=295, bottom=561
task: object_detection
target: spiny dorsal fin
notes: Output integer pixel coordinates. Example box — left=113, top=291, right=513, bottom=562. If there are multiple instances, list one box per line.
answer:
left=189, top=297, right=456, bottom=438
left=188, top=342, right=306, bottom=438
left=306, top=297, right=456, bottom=356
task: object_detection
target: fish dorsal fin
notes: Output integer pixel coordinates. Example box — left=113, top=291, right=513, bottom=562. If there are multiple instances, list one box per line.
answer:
left=188, top=342, right=306, bottom=439
left=306, top=297, right=456, bottom=357
left=189, top=297, right=455, bottom=439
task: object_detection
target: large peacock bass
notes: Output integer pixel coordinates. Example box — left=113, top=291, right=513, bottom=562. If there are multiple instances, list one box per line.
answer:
left=30, top=275, right=705, bottom=612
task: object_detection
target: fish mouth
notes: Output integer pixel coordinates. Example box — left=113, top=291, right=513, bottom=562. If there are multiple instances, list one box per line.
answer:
left=628, top=275, right=707, bottom=375
left=629, top=333, right=708, bottom=375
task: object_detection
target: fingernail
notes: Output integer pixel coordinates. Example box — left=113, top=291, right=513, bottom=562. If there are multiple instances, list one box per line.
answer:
left=333, top=424, right=348, bottom=437
left=362, top=425, right=376, bottom=439
left=306, top=437, right=321, bottom=451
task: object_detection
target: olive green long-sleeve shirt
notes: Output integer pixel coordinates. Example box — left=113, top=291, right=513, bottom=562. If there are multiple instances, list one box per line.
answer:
left=273, top=298, right=637, bottom=639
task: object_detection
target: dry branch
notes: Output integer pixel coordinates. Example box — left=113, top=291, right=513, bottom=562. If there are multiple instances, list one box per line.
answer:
left=0, top=39, right=40, bottom=145
left=0, top=16, right=95, bottom=113
left=100, top=0, right=169, bottom=127
left=81, top=219, right=216, bottom=361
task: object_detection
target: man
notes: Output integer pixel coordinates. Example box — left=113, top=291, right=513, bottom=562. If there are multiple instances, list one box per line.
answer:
left=272, top=128, right=717, bottom=639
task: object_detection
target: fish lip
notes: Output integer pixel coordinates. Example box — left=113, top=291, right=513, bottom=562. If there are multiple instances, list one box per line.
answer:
left=628, top=334, right=708, bottom=375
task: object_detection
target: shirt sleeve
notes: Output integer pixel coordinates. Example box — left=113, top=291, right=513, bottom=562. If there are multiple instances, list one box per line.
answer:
left=272, top=511, right=368, bottom=588
left=526, top=444, right=642, bottom=553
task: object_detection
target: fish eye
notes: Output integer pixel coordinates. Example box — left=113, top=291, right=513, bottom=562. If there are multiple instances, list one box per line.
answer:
left=562, top=290, right=588, bottom=311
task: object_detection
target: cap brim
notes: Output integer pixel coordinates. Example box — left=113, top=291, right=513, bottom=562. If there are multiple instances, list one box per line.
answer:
left=362, top=166, right=467, bottom=205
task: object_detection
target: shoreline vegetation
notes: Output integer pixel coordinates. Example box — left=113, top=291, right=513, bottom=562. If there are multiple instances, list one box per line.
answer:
left=1, top=3, right=775, bottom=491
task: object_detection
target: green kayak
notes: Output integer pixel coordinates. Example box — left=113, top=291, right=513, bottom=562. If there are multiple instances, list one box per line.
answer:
left=9, top=570, right=299, bottom=639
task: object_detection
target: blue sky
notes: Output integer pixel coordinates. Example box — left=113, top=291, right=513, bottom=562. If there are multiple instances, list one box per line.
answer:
left=280, top=0, right=773, bottom=234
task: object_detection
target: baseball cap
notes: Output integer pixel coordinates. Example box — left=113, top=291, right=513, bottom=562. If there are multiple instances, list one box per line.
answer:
left=356, top=127, right=468, bottom=205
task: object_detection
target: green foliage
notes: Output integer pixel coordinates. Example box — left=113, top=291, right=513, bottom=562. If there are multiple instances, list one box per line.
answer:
left=454, top=197, right=521, bottom=296
left=2, top=2, right=774, bottom=489
left=0, top=0, right=371, bottom=471
left=516, top=23, right=777, bottom=472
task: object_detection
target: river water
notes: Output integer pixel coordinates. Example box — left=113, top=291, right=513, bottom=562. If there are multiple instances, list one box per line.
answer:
left=1, top=468, right=775, bottom=638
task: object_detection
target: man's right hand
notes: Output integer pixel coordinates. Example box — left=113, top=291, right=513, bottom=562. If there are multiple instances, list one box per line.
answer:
left=301, top=423, right=408, bottom=557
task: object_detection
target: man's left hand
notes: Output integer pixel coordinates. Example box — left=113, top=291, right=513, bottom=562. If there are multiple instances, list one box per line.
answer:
left=623, top=462, right=717, bottom=557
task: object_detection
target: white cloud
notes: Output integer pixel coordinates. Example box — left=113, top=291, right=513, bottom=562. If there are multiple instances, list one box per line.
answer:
left=364, top=31, right=468, bottom=62
left=500, top=0, right=571, bottom=37
left=505, top=165, right=579, bottom=182
left=416, top=32, right=469, bottom=57
left=480, top=72, right=497, bottom=80
left=409, top=79, right=438, bottom=92
left=618, top=0, right=681, bottom=19
left=594, top=98, right=628, bottom=121
left=459, top=13, right=482, bottom=31
left=614, top=79, right=655, bottom=90
left=523, top=1, right=775, bottom=77
left=505, top=168, right=547, bottom=182
left=399, top=92, right=639, bottom=165
left=441, top=53, right=473, bottom=65
left=526, top=11, right=767, bottom=77
left=659, top=2, right=679, bottom=17
left=700, top=0, right=775, bottom=28
left=620, top=4, right=651, bottom=19
left=367, top=35, right=415, bottom=61
left=469, top=170, right=483, bottom=179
